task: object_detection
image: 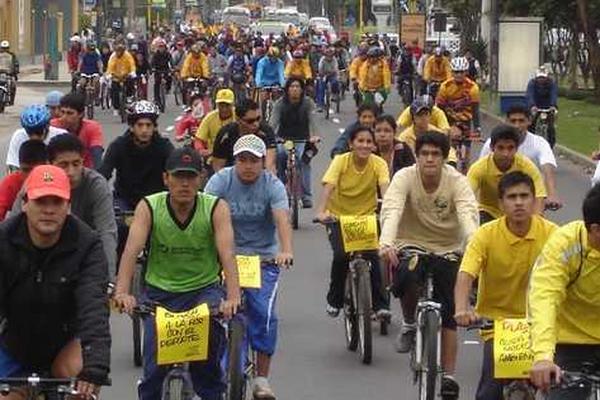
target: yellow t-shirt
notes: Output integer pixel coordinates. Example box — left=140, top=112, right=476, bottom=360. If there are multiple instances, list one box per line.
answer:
left=397, top=124, right=458, bottom=164
left=467, top=153, right=547, bottom=219
left=397, top=105, right=450, bottom=132
left=529, top=221, right=600, bottom=362
left=195, top=109, right=236, bottom=151
left=322, top=152, right=390, bottom=216
left=436, top=77, right=480, bottom=123
left=460, top=215, right=557, bottom=340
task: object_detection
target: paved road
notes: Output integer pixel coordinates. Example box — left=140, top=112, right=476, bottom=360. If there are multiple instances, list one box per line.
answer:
left=0, top=84, right=594, bottom=399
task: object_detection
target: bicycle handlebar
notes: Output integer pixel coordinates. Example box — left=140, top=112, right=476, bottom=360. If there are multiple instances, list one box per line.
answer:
left=465, top=318, right=494, bottom=331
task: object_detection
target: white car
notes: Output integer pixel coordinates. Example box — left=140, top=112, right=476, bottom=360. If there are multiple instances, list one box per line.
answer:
left=254, top=21, right=286, bottom=41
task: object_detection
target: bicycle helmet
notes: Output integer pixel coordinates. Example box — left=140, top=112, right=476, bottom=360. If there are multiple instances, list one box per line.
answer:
left=0, top=40, right=9, bottom=49
left=128, top=100, right=159, bottom=125
left=126, top=32, right=136, bottom=41
left=20, top=105, right=51, bottom=133
left=451, top=56, right=469, bottom=72
left=536, top=65, right=549, bottom=78
left=70, top=35, right=81, bottom=43
left=292, top=50, right=303, bottom=59
left=367, top=47, right=383, bottom=58
left=433, top=46, right=442, bottom=56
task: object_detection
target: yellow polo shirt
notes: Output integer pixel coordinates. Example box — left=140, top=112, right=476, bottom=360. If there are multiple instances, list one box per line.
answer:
left=195, top=109, right=236, bottom=152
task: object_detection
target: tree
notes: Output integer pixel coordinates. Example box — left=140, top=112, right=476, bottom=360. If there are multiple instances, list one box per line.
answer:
left=440, top=0, right=482, bottom=52
left=575, top=0, right=600, bottom=96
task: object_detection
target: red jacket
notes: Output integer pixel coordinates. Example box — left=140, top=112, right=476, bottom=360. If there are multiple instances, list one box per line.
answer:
left=0, top=172, right=25, bottom=221
left=67, top=48, right=81, bottom=72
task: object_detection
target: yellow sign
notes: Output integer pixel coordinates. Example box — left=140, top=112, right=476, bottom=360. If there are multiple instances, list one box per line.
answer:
left=493, top=318, right=534, bottom=378
left=339, top=215, right=379, bottom=252
left=236, top=255, right=262, bottom=289
left=155, top=303, right=210, bottom=365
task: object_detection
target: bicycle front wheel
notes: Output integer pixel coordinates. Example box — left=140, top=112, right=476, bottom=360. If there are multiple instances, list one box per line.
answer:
left=355, top=262, right=373, bottom=364
left=288, top=171, right=299, bottom=230
left=227, top=317, right=247, bottom=400
left=344, top=272, right=358, bottom=351
left=418, top=310, right=441, bottom=400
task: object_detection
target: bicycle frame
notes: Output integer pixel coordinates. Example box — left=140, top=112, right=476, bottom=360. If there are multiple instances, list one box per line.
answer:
left=413, top=273, right=442, bottom=378
left=0, top=375, right=79, bottom=400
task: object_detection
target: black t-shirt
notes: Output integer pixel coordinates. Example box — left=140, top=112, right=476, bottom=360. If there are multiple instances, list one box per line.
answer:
left=212, top=122, right=276, bottom=166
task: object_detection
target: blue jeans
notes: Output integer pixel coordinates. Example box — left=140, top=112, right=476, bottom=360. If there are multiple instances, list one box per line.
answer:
left=0, top=343, right=29, bottom=378
left=316, top=76, right=339, bottom=107
left=138, top=284, right=227, bottom=400
left=276, top=143, right=312, bottom=202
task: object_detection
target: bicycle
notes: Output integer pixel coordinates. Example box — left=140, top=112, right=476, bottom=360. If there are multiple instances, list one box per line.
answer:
left=323, top=77, right=340, bottom=119
left=114, top=206, right=146, bottom=367
left=361, top=89, right=385, bottom=114
left=427, top=81, right=442, bottom=100
left=397, top=74, right=414, bottom=106
left=279, top=139, right=311, bottom=230
left=314, top=218, right=378, bottom=365
left=532, top=108, right=556, bottom=145
left=399, top=246, right=460, bottom=400
left=559, top=365, right=600, bottom=400
left=338, top=69, right=349, bottom=100
left=183, top=77, right=209, bottom=107
left=450, top=122, right=481, bottom=174
left=0, top=375, right=94, bottom=399
left=259, top=86, right=283, bottom=124
left=133, top=302, right=241, bottom=400
left=79, top=73, right=100, bottom=119
left=99, top=74, right=111, bottom=110
left=154, top=70, right=170, bottom=113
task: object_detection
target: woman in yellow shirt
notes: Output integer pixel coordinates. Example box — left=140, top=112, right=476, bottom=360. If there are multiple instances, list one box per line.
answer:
left=315, top=125, right=391, bottom=318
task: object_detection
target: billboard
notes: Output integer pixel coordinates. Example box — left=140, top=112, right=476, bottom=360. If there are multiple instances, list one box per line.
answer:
left=400, top=13, right=426, bottom=47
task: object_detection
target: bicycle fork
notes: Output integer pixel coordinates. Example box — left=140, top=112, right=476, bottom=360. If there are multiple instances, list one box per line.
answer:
left=413, top=277, right=442, bottom=380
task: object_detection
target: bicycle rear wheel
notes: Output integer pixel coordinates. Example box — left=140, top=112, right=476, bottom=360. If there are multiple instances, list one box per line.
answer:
left=344, top=273, right=358, bottom=352
left=418, top=310, right=440, bottom=400
left=288, top=170, right=299, bottom=230
left=325, top=89, right=331, bottom=120
left=159, top=81, right=167, bottom=113
left=227, top=317, right=247, bottom=400
left=132, top=265, right=143, bottom=367
left=355, top=262, right=373, bottom=364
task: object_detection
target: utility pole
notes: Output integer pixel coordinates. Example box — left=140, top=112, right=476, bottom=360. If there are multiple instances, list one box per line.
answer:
left=489, top=0, right=498, bottom=92
left=359, top=0, right=363, bottom=30
left=127, top=0, right=135, bottom=32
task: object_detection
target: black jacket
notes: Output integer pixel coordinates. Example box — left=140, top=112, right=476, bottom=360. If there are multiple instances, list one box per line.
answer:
left=99, top=131, right=174, bottom=207
left=0, top=214, right=110, bottom=384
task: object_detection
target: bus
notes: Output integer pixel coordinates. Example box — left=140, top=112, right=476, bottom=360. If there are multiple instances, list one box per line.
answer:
left=274, top=8, right=300, bottom=26
left=222, top=6, right=251, bottom=27
left=371, top=0, right=393, bottom=31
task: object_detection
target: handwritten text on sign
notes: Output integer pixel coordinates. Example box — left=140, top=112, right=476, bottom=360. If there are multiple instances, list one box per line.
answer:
left=236, top=255, right=262, bottom=288
left=493, top=318, right=534, bottom=378
left=339, top=215, right=379, bottom=252
left=155, top=303, right=210, bottom=365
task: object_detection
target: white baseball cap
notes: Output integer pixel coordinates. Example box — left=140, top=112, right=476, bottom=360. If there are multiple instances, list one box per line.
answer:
left=233, top=134, right=266, bottom=158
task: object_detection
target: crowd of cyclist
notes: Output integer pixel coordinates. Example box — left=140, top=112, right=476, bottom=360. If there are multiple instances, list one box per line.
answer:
left=0, top=20, right=599, bottom=400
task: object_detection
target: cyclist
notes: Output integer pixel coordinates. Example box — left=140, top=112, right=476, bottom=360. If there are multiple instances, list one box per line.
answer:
left=284, top=50, right=312, bottom=82
left=395, top=45, right=416, bottom=104
left=0, top=165, right=110, bottom=398
left=227, top=42, right=250, bottom=84
left=255, top=47, right=285, bottom=105
left=464, top=49, right=481, bottom=82
left=6, top=105, right=67, bottom=172
left=528, top=184, right=600, bottom=399
left=205, top=135, right=293, bottom=400
left=50, top=92, right=104, bottom=169
left=358, top=47, right=391, bottom=108
left=349, top=43, right=368, bottom=94
left=106, top=40, right=137, bottom=117
left=175, top=94, right=207, bottom=144
left=67, top=35, right=83, bottom=91
left=269, top=77, right=319, bottom=208
left=99, top=100, right=174, bottom=213
left=423, top=47, right=451, bottom=98
left=315, top=125, right=391, bottom=319
left=330, top=103, right=379, bottom=157
left=0, top=40, right=19, bottom=105
left=379, top=132, right=479, bottom=399
left=0, top=140, right=47, bottom=221
left=479, top=103, right=562, bottom=210
left=373, top=114, right=415, bottom=177
left=211, top=98, right=277, bottom=173
left=436, top=56, right=481, bottom=165
left=315, top=47, right=340, bottom=111
left=467, top=124, right=546, bottom=224
left=180, top=43, right=211, bottom=104
left=130, top=43, right=150, bottom=99
left=149, top=38, right=173, bottom=104
left=77, top=41, right=102, bottom=96
left=454, top=171, right=557, bottom=399
left=113, top=147, right=241, bottom=400
left=195, top=89, right=236, bottom=157
left=397, top=94, right=450, bottom=132
left=526, top=65, right=558, bottom=148
left=45, top=90, right=64, bottom=119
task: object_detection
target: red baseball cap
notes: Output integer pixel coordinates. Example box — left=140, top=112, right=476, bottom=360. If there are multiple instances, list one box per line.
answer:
left=25, top=165, right=71, bottom=201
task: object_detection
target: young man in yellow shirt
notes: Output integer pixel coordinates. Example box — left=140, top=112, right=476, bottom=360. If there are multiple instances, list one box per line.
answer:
left=467, top=124, right=546, bottom=223
left=528, top=184, right=600, bottom=399
left=454, top=171, right=557, bottom=400
left=195, top=89, right=236, bottom=156
left=396, top=94, right=450, bottom=132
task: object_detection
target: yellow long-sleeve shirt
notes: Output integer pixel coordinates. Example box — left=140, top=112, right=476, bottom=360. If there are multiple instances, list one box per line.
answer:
left=284, top=59, right=312, bottom=80
left=349, top=57, right=366, bottom=81
left=424, top=56, right=452, bottom=83
left=106, top=51, right=136, bottom=80
left=180, top=53, right=211, bottom=79
left=528, top=221, right=600, bottom=362
left=358, top=59, right=391, bottom=91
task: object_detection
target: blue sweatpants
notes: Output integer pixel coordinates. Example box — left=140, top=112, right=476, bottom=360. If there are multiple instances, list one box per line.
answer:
left=138, top=284, right=227, bottom=400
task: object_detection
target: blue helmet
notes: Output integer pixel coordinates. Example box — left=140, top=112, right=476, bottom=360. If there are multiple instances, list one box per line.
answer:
left=20, top=104, right=51, bottom=133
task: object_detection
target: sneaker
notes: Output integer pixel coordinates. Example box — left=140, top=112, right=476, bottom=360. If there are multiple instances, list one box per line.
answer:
left=395, top=322, right=416, bottom=353
left=253, top=377, right=276, bottom=400
left=301, top=198, right=313, bottom=209
left=375, top=308, right=392, bottom=321
left=441, top=375, right=460, bottom=400
left=326, top=304, right=340, bottom=318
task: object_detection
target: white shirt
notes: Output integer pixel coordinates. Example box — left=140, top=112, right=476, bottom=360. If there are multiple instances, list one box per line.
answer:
left=479, top=131, right=557, bottom=169
left=593, top=161, right=600, bottom=187
left=5, top=126, right=67, bottom=168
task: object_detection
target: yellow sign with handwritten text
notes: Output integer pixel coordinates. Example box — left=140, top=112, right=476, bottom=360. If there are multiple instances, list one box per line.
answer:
left=339, top=215, right=379, bottom=253
left=493, top=318, right=534, bottom=378
left=236, top=255, right=262, bottom=289
left=155, top=303, right=210, bottom=365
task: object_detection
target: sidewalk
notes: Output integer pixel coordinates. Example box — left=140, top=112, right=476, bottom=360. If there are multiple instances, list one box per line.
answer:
left=19, top=62, right=71, bottom=87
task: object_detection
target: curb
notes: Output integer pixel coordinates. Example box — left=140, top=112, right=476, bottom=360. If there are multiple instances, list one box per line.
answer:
left=481, top=109, right=596, bottom=169
left=19, top=80, right=71, bottom=88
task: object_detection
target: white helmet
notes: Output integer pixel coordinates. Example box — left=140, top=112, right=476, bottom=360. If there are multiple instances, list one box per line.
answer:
left=536, top=65, right=548, bottom=78
left=70, top=35, right=81, bottom=43
left=451, top=56, right=469, bottom=72
left=126, top=32, right=136, bottom=41
left=0, top=40, right=9, bottom=49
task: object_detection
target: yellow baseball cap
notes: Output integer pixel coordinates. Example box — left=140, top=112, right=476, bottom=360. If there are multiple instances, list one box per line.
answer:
left=215, top=89, right=235, bottom=104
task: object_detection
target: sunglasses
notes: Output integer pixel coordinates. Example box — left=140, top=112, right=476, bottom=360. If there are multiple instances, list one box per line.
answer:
left=241, top=116, right=261, bottom=124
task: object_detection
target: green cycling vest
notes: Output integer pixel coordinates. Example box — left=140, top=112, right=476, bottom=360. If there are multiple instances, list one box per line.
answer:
left=144, top=191, right=221, bottom=292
